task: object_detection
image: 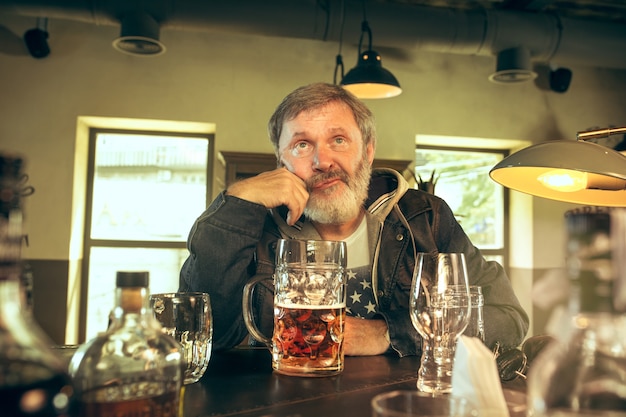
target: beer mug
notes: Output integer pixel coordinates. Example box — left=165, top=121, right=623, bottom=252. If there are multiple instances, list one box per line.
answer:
left=243, top=239, right=347, bottom=377
left=150, top=292, right=213, bottom=384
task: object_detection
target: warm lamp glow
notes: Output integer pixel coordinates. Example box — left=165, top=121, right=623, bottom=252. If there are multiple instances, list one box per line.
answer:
left=489, top=133, right=626, bottom=207
left=342, top=81, right=402, bottom=99
left=537, top=169, right=588, bottom=192
left=536, top=169, right=626, bottom=192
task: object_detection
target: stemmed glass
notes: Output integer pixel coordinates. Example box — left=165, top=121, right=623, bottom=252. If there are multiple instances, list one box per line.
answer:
left=410, top=252, right=471, bottom=393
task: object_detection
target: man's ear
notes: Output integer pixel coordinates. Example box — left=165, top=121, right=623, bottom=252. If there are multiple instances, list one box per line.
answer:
left=366, top=142, right=375, bottom=165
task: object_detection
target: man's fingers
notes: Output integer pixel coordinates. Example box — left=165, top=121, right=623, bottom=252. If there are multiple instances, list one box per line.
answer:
left=227, top=168, right=309, bottom=220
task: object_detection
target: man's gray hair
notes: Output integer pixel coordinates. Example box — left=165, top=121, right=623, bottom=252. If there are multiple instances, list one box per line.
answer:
left=268, top=83, right=377, bottom=158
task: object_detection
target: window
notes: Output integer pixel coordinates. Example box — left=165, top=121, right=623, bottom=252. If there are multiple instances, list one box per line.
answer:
left=414, top=145, right=508, bottom=268
left=80, top=129, right=213, bottom=341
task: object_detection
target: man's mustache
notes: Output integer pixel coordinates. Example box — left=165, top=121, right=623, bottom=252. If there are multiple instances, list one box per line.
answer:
left=305, top=170, right=350, bottom=192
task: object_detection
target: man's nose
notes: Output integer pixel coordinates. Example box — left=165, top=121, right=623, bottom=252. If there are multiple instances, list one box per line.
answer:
left=312, top=146, right=333, bottom=171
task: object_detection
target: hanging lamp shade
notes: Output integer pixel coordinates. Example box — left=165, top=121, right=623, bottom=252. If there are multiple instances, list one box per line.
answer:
left=489, top=128, right=626, bottom=207
left=341, top=50, right=402, bottom=98
left=339, top=20, right=401, bottom=99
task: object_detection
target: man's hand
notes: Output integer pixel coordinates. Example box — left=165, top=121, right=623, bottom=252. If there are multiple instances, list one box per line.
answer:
left=343, top=316, right=390, bottom=356
left=226, top=168, right=309, bottom=225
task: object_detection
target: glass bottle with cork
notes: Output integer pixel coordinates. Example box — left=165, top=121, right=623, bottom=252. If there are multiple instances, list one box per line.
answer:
left=527, top=207, right=626, bottom=416
left=0, top=152, right=76, bottom=417
left=69, top=271, right=182, bottom=417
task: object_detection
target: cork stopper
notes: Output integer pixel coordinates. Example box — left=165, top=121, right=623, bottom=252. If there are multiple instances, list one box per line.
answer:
left=116, top=271, right=149, bottom=312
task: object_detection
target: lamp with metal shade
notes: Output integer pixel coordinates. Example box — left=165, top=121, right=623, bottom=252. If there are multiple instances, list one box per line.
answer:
left=489, top=127, right=626, bottom=207
left=340, top=20, right=401, bottom=99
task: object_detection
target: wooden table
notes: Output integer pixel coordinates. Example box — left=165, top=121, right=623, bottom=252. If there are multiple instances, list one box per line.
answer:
left=182, top=347, right=526, bottom=417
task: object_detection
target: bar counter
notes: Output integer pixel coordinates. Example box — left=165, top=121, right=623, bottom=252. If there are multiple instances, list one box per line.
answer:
left=182, top=347, right=526, bottom=417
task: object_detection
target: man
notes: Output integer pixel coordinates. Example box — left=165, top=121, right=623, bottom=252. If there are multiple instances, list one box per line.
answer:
left=179, top=82, right=528, bottom=357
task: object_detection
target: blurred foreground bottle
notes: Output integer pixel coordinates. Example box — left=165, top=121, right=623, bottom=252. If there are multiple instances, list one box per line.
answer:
left=0, top=153, right=76, bottom=416
left=69, top=271, right=182, bottom=417
left=527, top=208, right=626, bottom=416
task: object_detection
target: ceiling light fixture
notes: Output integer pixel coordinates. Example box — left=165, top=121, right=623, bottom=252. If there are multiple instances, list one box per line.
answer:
left=24, top=17, right=50, bottom=59
left=112, top=11, right=165, bottom=56
left=340, top=10, right=401, bottom=99
left=489, top=46, right=537, bottom=84
left=489, top=127, right=626, bottom=207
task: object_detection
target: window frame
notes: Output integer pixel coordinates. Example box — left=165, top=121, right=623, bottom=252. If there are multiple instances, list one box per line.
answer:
left=78, top=127, right=214, bottom=342
left=415, top=144, right=510, bottom=272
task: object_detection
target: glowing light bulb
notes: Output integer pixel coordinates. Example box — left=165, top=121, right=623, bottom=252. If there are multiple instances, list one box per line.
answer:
left=537, top=169, right=587, bottom=192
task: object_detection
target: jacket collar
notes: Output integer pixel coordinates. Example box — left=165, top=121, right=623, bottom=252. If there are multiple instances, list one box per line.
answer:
left=366, top=168, right=410, bottom=222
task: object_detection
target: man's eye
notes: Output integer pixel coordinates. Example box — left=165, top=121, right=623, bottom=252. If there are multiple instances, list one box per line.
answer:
left=290, top=141, right=313, bottom=157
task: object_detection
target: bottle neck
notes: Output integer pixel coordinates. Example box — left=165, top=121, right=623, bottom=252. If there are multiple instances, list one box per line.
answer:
left=111, top=286, right=152, bottom=325
left=568, top=273, right=616, bottom=314
left=0, top=209, right=23, bottom=268
left=0, top=219, right=26, bottom=319
left=566, top=208, right=625, bottom=315
left=0, top=157, right=27, bottom=312
left=0, top=272, right=26, bottom=324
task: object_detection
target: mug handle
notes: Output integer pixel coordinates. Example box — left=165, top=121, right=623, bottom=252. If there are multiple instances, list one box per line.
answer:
left=242, top=275, right=272, bottom=348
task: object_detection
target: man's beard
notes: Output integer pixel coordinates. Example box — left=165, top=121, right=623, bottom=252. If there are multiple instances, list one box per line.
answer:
left=303, top=159, right=372, bottom=225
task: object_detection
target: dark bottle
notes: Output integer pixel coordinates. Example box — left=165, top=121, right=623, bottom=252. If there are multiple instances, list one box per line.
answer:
left=69, top=271, right=182, bottom=417
left=0, top=153, right=76, bottom=417
left=527, top=207, right=626, bottom=416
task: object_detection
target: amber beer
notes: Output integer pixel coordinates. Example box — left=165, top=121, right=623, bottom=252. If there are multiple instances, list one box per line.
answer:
left=272, top=303, right=346, bottom=376
left=243, top=239, right=347, bottom=376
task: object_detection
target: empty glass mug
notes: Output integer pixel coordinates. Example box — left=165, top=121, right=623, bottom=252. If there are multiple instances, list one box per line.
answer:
left=371, top=390, right=477, bottom=417
left=463, top=285, right=485, bottom=342
left=150, top=292, right=213, bottom=384
left=243, top=239, right=347, bottom=377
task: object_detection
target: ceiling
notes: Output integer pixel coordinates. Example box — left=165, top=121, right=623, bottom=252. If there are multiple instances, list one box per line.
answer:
left=2, top=0, right=626, bottom=72
left=384, top=0, right=626, bottom=24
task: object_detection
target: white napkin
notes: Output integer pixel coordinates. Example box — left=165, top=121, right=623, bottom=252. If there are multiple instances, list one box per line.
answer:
left=451, top=335, right=510, bottom=417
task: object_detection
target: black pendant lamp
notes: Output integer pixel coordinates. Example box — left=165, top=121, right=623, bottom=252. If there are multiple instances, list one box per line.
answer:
left=340, top=20, right=401, bottom=99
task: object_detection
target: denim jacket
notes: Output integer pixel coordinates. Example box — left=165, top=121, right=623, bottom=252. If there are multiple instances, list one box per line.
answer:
left=179, top=168, right=529, bottom=357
